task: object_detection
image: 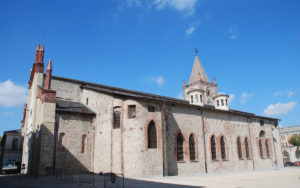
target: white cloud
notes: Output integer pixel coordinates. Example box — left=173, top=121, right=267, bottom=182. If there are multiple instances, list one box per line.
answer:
left=0, top=80, right=27, bottom=107
left=226, top=25, right=240, bottom=40
left=228, top=94, right=235, bottom=104
left=126, top=0, right=198, bottom=15
left=148, top=75, right=165, bottom=87
left=240, top=92, right=253, bottom=103
left=4, top=111, right=16, bottom=116
left=273, top=90, right=295, bottom=98
left=185, top=25, right=195, bottom=36
left=288, top=91, right=294, bottom=97
left=185, top=20, right=201, bottom=36
left=264, top=101, right=298, bottom=116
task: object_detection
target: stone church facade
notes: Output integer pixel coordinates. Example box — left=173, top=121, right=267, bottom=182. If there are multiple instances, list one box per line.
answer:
left=21, top=45, right=283, bottom=177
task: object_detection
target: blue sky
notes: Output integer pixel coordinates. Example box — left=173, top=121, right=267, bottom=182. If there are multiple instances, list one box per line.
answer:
left=0, top=0, right=299, bottom=135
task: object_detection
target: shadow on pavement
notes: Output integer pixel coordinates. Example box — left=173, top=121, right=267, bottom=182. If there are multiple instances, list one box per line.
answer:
left=0, top=174, right=205, bottom=188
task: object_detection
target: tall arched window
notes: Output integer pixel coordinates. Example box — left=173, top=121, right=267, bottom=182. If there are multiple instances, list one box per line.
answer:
left=177, top=133, right=184, bottom=161
left=81, top=135, right=87, bottom=153
left=265, top=139, right=270, bottom=158
left=189, top=134, right=196, bottom=161
left=259, top=139, right=264, bottom=158
left=245, top=137, right=250, bottom=159
left=148, top=121, right=157, bottom=149
left=211, top=135, right=216, bottom=160
left=237, top=137, right=243, bottom=160
left=12, top=138, right=18, bottom=150
left=58, top=132, right=66, bottom=151
left=220, top=136, right=226, bottom=160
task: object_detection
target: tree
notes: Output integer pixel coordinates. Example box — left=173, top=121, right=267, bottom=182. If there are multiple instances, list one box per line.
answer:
left=288, top=134, right=300, bottom=147
left=0, top=135, right=2, bottom=156
left=289, top=134, right=300, bottom=161
left=283, top=150, right=289, bottom=158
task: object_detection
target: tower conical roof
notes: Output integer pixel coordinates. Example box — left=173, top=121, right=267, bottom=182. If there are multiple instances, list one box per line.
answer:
left=189, top=56, right=210, bottom=84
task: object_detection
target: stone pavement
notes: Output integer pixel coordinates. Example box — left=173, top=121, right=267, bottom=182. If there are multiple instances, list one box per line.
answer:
left=0, top=167, right=299, bottom=188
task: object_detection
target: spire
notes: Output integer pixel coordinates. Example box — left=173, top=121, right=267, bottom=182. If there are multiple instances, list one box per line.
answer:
left=188, top=55, right=209, bottom=84
left=46, top=59, right=52, bottom=71
left=45, top=59, right=52, bottom=90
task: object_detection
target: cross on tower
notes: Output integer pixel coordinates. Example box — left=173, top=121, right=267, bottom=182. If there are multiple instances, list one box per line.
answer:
left=194, top=48, right=199, bottom=56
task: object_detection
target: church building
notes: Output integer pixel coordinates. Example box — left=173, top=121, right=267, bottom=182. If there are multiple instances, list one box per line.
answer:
left=21, top=45, right=283, bottom=177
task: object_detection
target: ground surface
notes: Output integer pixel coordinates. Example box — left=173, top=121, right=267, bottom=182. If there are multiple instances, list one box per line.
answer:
left=0, top=167, right=299, bottom=188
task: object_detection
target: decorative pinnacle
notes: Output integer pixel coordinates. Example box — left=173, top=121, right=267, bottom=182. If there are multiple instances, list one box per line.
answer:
left=40, top=44, right=44, bottom=51
left=36, top=44, right=40, bottom=51
left=46, top=59, right=52, bottom=71
left=194, top=48, right=199, bottom=56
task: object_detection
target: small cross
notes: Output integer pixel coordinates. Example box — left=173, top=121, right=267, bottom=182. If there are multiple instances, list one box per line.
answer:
left=195, top=48, right=199, bottom=56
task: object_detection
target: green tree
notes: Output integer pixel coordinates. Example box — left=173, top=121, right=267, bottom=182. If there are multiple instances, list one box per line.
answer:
left=0, top=135, right=2, bottom=156
left=283, top=150, right=289, bottom=158
left=289, top=134, right=300, bottom=160
left=288, top=134, right=300, bottom=147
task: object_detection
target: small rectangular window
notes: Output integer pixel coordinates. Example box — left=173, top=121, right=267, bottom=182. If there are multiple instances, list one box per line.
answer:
left=260, top=120, right=264, bottom=126
left=226, top=99, right=228, bottom=106
left=191, top=95, right=194, bottom=103
left=148, top=106, right=155, bottom=112
left=195, top=94, right=199, bottom=102
left=217, top=100, right=219, bottom=106
left=221, top=99, right=224, bottom=106
left=113, top=107, right=121, bottom=128
left=200, top=95, right=203, bottom=102
left=128, top=105, right=136, bottom=119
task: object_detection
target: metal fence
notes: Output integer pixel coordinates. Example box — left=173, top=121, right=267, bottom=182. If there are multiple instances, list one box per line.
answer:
left=54, top=169, right=124, bottom=188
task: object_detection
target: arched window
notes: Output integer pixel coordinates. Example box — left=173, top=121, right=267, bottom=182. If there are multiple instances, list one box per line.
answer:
left=176, top=133, right=184, bottom=161
left=148, top=121, right=157, bottom=149
left=237, top=137, right=243, bottom=160
left=189, top=134, right=196, bottom=161
left=265, top=139, right=270, bottom=158
left=81, top=135, right=87, bottom=153
left=259, top=139, right=264, bottom=158
left=245, top=137, right=250, bottom=159
left=259, top=130, right=265, bottom=137
left=220, top=136, right=226, bottom=160
left=58, top=133, right=66, bottom=151
left=211, top=135, right=216, bottom=160
left=12, top=138, right=18, bottom=150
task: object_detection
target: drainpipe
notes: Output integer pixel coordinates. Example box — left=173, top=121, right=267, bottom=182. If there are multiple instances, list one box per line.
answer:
left=247, top=117, right=255, bottom=170
left=161, top=101, right=167, bottom=176
left=200, top=110, right=208, bottom=174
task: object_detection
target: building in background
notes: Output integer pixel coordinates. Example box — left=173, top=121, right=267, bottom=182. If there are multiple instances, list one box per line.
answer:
left=20, top=45, right=283, bottom=177
left=0, top=130, right=23, bottom=173
left=280, top=126, right=300, bottom=163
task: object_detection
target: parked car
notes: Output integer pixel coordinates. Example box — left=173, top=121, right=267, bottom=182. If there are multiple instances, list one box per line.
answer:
left=284, top=162, right=295, bottom=167
left=2, top=158, right=21, bottom=174
left=294, top=161, right=300, bottom=166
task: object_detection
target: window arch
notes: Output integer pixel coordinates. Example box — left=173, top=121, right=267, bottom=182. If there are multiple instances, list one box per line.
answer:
left=265, top=139, right=270, bottom=158
left=189, top=134, right=196, bottom=161
left=259, top=139, right=264, bottom=158
left=245, top=137, right=250, bottom=159
left=237, top=137, right=243, bottom=160
left=211, top=135, right=217, bottom=160
left=148, top=121, right=157, bottom=149
left=81, top=134, right=87, bottom=153
left=259, top=130, right=265, bottom=137
left=58, top=132, right=66, bottom=151
left=176, top=133, right=184, bottom=161
left=220, top=136, right=226, bottom=160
